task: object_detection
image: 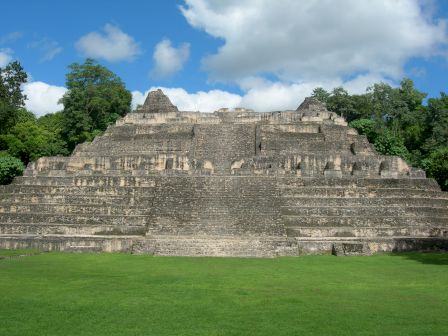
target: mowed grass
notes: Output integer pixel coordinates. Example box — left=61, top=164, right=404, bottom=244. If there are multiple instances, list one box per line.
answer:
left=0, top=248, right=41, bottom=257
left=0, top=252, right=447, bottom=336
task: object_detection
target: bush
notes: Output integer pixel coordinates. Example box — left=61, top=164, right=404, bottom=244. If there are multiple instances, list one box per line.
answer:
left=422, top=147, right=448, bottom=191
left=0, top=155, right=25, bottom=185
left=349, top=119, right=377, bottom=141
left=373, top=129, right=410, bottom=161
left=350, top=119, right=411, bottom=162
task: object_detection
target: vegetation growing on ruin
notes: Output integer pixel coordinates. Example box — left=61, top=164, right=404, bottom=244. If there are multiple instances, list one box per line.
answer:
left=0, top=252, right=447, bottom=336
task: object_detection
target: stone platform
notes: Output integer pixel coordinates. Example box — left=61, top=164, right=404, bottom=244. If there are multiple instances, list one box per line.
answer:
left=0, top=90, right=447, bottom=256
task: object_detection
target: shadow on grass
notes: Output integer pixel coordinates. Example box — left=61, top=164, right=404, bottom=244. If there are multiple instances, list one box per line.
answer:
left=391, top=252, right=448, bottom=265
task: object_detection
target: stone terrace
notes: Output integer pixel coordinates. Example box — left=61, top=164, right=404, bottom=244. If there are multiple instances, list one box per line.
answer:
left=0, top=89, right=447, bottom=256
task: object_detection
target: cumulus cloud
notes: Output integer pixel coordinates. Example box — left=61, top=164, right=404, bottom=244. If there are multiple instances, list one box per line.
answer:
left=180, top=0, right=447, bottom=82
left=23, top=82, right=67, bottom=117
left=0, top=48, right=13, bottom=67
left=132, top=71, right=382, bottom=113
left=132, top=87, right=241, bottom=111
left=151, top=39, right=190, bottom=79
left=76, top=24, right=141, bottom=62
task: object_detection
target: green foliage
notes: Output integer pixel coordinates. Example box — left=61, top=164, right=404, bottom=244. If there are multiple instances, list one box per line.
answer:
left=321, top=78, right=448, bottom=189
left=0, top=61, right=28, bottom=108
left=350, top=119, right=410, bottom=160
left=349, top=118, right=377, bottom=140
left=16, top=108, right=37, bottom=123
left=0, top=121, right=67, bottom=164
left=0, top=61, right=28, bottom=134
left=311, top=87, right=330, bottom=104
left=0, top=100, right=17, bottom=134
left=37, top=111, right=64, bottom=132
left=325, top=87, right=358, bottom=121
left=37, top=111, right=69, bottom=156
left=422, top=147, right=448, bottom=191
left=60, top=59, right=132, bottom=150
left=424, top=93, right=448, bottom=151
left=0, top=154, right=25, bottom=184
left=372, top=129, right=410, bottom=160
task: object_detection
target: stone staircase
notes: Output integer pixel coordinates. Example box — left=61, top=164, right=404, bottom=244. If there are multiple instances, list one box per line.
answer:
left=0, top=91, right=446, bottom=256
left=278, top=178, right=448, bottom=253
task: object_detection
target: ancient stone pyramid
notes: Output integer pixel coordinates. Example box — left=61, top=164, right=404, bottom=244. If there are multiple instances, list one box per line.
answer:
left=0, top=90, right=447, bottom=256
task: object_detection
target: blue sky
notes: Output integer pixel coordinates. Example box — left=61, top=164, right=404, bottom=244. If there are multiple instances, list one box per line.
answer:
left=1, top=0, right=447, bottom=116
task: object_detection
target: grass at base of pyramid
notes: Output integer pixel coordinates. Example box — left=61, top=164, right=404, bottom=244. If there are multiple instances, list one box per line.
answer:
left=1, top=251, right=447, bottom=336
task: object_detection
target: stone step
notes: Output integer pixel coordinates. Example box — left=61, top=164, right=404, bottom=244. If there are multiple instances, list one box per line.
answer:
left=1, top=194, right=133, bottom=206
left=286, top=226, right=446, bottom=238
left=1, top=185, right=146, bottom=196
left=0, top=223, right=147, bottom=235
left=15, top=176, right=158, bottom=188
left=281, top=206, right=448, bottom=217
left=283, top=215, right=448, bottom=227
left=12, top=175, right=440, bottom=191
left=143, top=236, right=294, bottom=257
left=294, top=237, right=448, bottom=255
left=278, top=177, right=439, bottom=190
left=4, top=183, right=446, bottom=200
left=146, top=219, right=286, bottom=237
left=65, top=245, right=103, bottom=253
left=282, top=197, right=448, bottom=208
left=0, top=215, right=285, bottom=237
left=0, top=204, right=146, bottom=216
left=0, top=234, right=142, bottom=253
left=281, top=188, right=447, bottom=199
left=0, top=213, right=148, bottom=226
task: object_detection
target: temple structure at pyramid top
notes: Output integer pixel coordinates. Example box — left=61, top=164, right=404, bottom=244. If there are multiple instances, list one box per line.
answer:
left=139, top=89, right=179, bottom=113
left=0, top=90, right=446, bottom=256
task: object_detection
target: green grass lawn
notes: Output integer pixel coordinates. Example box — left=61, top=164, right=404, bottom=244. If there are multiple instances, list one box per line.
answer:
left=0, top=248, right=41, bottom=257
left=0, top=252, right=447, bottom=336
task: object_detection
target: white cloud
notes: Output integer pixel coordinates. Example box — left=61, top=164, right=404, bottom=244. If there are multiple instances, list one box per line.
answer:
left=132, top=72, right=382, bottom=113
left=0, top=48, right=13, bottom=67
left=0, top=32, right=23, bottom=45
left=240, top=81, right=331, bottom=111
left=151, top=39, right=190, bottom=79
left=28, top=38, right=63, bottom=62
left=180, top=0, right=447, bottom=82
left=23, top=82, right=67, bottom=117
left=76, top=24, right=141, bottom=62
left=132, top=87, right=241, bottom=111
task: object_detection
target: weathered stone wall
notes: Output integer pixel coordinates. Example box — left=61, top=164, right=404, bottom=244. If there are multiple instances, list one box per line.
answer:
left=0, top=91, right=446, bottom=256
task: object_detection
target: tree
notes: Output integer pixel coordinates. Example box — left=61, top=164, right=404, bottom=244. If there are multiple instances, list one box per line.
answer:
left=372, top=129, right=410, bottom=160
left=424, top=93, right=448, bottom=152
left=0, top=121, right=64, bottom=164
left=349, top=119, right=377, bottom=141
left=0, top=61, right=28, bottom=133
left=37, top=111, right=69, bottom=156
left=350, top=118, right=410, bottom=160
left=0, top=154, right=25, bottom=185
left=313, top=87, right=373, bottom=122
left=311, top=87, right=330, bottom=105
left=422, top=147, right=448, bottom=191
left=60, top=59, right=132, bottom=150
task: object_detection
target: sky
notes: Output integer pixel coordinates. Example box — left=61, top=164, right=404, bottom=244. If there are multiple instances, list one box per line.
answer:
left=1, top=0, right=448, bottom=116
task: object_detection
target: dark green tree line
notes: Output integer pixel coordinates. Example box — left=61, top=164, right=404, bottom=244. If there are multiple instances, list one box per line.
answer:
left=312, top=79, right=448, bottom=190
left=0, top=59, right=131, bottom=183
